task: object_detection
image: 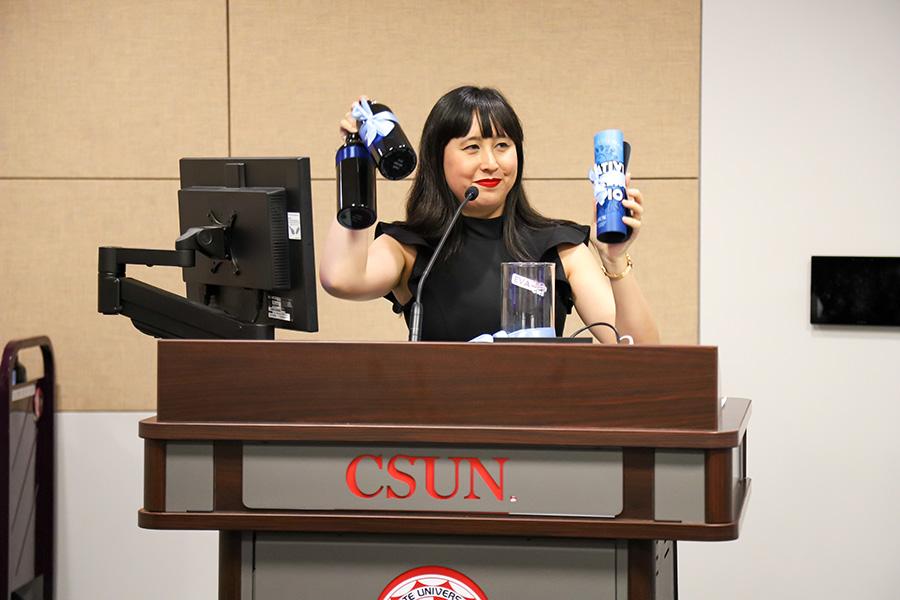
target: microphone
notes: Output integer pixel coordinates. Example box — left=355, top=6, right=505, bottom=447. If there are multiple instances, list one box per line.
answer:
left=408, top=186, right=479, bottom=341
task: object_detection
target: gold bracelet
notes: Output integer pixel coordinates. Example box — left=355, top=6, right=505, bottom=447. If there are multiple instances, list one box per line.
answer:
left=601, top=254, right=633, bottom=280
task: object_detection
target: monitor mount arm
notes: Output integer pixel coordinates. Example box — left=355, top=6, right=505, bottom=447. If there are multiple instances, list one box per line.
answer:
left=97, top=223, right=273, bottom=340
left=175, top=210, right=240, bottom=275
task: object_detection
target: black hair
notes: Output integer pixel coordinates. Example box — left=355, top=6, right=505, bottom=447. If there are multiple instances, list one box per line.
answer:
left=401, top=85, right=571, bottom=261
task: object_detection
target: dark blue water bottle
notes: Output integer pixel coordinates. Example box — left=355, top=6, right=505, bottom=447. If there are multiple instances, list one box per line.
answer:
left=591, top=129, right=630, bottom=243
left=336, top=132, right=377, bottom=229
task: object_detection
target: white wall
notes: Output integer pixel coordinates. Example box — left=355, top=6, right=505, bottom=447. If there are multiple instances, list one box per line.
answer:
left=691, top=1, right=900, bottom=598
left=56, top=413, right=217, bottom=598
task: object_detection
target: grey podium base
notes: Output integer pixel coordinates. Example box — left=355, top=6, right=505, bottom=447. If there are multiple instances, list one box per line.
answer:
left=232, top=533, right=677, bottom=600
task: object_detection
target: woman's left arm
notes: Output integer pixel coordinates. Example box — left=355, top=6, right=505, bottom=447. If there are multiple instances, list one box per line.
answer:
left=558, top=243, right=617, bottom=344
left=591, top=175, right=660, bottom=344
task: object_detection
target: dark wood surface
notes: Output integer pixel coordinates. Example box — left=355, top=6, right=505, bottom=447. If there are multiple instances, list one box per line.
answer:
left=157, top=341, right=719, bottom=430
left=143, top=440, right=166, bottom=512
left=218, top=531, right=241, bottom=600
left=214, top=442, right=244, bottom=511
left=140, top=398, right=750, bottom=451
left=138, top=487, right=749, bottom=541
left=705, top=449, right=734, bottom=524
left=628, top=540, right=655, bottom=600
left=140, top=417, right=745, bottom=448
left=621, top=449, right=655, bottom=519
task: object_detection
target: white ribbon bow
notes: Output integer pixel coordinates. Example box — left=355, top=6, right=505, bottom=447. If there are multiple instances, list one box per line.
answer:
left=351, top=101, right=398, bottom=147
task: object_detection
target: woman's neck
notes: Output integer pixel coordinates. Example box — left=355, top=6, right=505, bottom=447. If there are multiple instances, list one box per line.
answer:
left=461, top=203, right=505, bottom=219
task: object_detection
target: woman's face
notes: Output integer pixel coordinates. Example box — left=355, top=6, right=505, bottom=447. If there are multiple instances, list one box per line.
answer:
left=443, top=115, right=518, bottom=218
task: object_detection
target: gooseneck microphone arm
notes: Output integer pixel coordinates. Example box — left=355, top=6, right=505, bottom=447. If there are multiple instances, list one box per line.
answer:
left=408, top=186, right=479, bottom=341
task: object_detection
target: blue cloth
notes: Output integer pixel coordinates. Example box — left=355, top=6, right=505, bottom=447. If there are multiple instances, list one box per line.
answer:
left=469, top=327, right=557, bottom=342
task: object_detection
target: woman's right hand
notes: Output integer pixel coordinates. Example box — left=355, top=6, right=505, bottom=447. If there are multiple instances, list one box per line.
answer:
left=339, top=95, right=368, bottom=139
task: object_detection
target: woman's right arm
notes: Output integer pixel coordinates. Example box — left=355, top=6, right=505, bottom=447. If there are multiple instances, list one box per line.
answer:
left=320, top=94, right=409, bottom=301
left=319, top=221, right=407, bottom=301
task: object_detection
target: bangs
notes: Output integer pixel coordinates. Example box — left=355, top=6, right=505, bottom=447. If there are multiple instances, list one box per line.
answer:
left=475, top=109, right=508, bottom=139
left=439, top=87, right=523, bottom=142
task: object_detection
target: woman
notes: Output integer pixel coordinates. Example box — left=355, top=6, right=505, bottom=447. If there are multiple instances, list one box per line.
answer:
left=320, top=86, right=659, bottom=344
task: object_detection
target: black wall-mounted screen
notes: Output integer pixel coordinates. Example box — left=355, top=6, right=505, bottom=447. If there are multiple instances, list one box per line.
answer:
left=811, top=256, right=900, bottom=326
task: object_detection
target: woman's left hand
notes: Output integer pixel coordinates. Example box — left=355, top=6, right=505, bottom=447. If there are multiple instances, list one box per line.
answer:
left=590, top=172, right=645, bottom=264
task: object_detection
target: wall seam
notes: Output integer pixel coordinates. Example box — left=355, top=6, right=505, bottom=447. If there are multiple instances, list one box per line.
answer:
left=697, top=0, right=705, bottom=344
left=0, top=177, right=178, bottom=181
left=0, top=177, right=699, bottom=182
left=226, top=0, right=232, bottom=157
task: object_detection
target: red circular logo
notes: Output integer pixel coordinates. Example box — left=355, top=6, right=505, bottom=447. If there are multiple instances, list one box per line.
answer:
left=378, top=566, right=488, bottom=600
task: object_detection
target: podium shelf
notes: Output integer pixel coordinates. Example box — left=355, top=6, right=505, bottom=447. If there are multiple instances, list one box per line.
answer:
left=139, top=478, right=749, bottom=542
left=140, top=397, right=749, bottom=449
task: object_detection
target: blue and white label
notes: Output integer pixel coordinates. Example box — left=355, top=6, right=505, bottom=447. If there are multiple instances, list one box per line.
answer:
left=590, top=161, right=626, bottom=208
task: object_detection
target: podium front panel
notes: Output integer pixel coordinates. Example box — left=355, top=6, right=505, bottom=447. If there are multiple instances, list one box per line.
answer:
left=154, top=437, right=746, bottom=533
left=242, top=444, right=624, bottom=517
left=157, top=341, right=720, bottom=430
left=251, top=534, right=629, bottom=600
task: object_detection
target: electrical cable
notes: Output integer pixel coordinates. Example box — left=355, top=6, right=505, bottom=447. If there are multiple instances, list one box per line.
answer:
left=568, top=321, right=631, bottom=344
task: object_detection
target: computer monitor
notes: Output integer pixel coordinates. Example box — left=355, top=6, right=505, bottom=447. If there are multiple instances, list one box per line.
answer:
left=178, top=157, right=318, bottom=333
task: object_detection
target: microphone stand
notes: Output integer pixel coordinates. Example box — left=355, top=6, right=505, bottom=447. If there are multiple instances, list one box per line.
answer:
left=408, top=187, right=479, bottom=341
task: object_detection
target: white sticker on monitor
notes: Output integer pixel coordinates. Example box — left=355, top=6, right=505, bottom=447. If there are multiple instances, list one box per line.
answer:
left=267, top=295, right=293, bottom=322
left=287, top=212, right=302, bottom=240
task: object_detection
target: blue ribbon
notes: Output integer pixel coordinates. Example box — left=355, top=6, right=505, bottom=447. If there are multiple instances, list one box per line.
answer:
left=351, top=102, right=398, bottom=147
left=588, top=164, right=608, bottom=207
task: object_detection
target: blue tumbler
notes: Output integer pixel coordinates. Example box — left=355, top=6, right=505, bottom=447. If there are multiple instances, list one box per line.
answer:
left=591, top=129, right=630, bottom=243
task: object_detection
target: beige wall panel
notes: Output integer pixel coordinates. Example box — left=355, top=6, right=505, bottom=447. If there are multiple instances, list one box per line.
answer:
left=230, top=0, right=699, bottom=180
left=524, top=179, right=698, bottom=344
left=281, top=179, right=412, bottom=343
left=0, top=180, right=184, bottom=411
left=0, top=1, right=228, bottom=178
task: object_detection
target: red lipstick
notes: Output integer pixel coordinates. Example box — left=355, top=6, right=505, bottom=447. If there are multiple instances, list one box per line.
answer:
left=475, top=178, right=501, bottom=188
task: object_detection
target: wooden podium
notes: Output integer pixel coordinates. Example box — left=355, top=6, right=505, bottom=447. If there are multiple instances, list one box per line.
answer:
left=140, top=340, right=750, bottom=599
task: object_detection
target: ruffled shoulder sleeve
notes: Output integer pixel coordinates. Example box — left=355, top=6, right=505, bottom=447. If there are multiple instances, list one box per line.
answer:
left=526, top=222, right=590, bottom=260
left=525, top=222, right=590, bottom=317
left=374, top=221, right=431, bottom=248
left=373, top=222, right=434, bottom=314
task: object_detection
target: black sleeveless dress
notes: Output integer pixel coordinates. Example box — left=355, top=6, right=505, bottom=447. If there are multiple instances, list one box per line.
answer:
left=375, top=215, right=590, bottom=341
